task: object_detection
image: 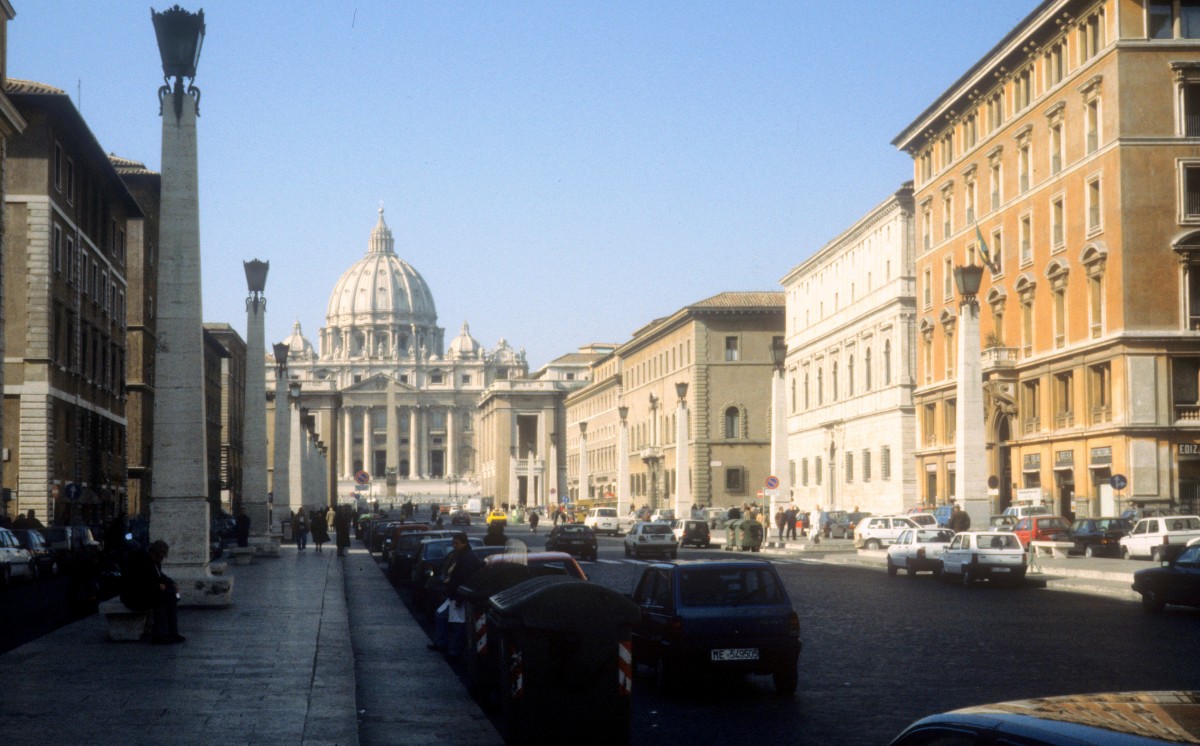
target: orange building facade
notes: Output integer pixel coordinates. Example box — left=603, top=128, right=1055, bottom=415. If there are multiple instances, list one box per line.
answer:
left=894, top=0, right=1200, bottom=518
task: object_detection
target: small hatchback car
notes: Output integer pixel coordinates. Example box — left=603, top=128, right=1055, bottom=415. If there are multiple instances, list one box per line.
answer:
left=672, top=519, right=712, bottom=548
left=624, top=521, right=678, bottom=559
left=630, top=560, right=801, bottom=694
left=544, top=524, right=599, bottom=562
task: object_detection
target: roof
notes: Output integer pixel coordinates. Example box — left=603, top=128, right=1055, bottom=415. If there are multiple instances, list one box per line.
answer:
left=547, top=352, right=605, bottom=365
left=687, top=291, right=784, bottom=309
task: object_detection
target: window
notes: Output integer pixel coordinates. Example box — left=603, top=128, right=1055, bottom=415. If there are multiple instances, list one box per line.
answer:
left=923, top=403, right=937, bottom=446
left=66, top=158, right=75, bottom=203
left=883, top=340, right=892, bottom=386
left=817, top=368, right=824, bottom=405
left=801, top=458, right=808, bottom=486
left=1172, top=358, right=1200, bottom=420
left=1089, top=269, right=1105, bottom=337
left=831, top=361, right=839, bottom=402
left=923, top=267, right=933, bottom=308
left=864, top=348, right=872, bottom=391
left=964, top=114, right=977, bottom=150
left=922, top=329, right=934, bottom=384
left=1020, top=214, right=1033, bottom=264
left=54, top=143, right=63, bottom=192
left=1086, top=98, right=1100, bottom=153
left=430, top=373, right=443, bottom=384
left=725, top=336, right=739, bottom=361
left=461, top=374, right=471, bottom=385
left=922, top=203, right=933, bottom=250
left=1015, top=67, right=1032, bottom=111
left=1081, top=10, right=1105, bottom=60
left=1018, top=142, right=1031, bottom=193
left=1089, top=362, right=1112, bottom=422
left=1051, top=196, right=1065, bottom=249
left=848, top=355, right=855, bottom=396
left=1150, top=2, right=1174, bottom=39
left=1053, top=283, right=1067, bottom=348
left=845, top=452, right=854, bottom=483
left=1055, top=371, right=1075, bottom=428
left=991, top=229, right=1004, bottom=273
left=1087, top=176, right=1102, bottom=232
left=943, top=255, right=953, bottom=299
left=862, top=449, right=871, bottom=482
left=941, top=133, right=954, bottom=169
left=945, top=398, right=957, bottom=442
left=1045, top=42, right=1066, bottom=88
left=965, top=178, right=977, bottom=223
left=942, top=192, right=953, bottom=239
left=944, top=322, right=955, bottom=378
left=1021, top=293, right=1035, bottom=358
left=724, top=407, right=740, bottom=438
left=725, top=467, right=745, bottom=494
left=1184, top=79, right=1200, bottom=137
left=66, top=237, right=75, bottom=283
left=1022, top=378, right=1042, bottom=434
left=815, top=456, right=823, bottom=486
left=53, top=225, right=62, bottom=274
left=1050, top=120, right=1064, bottom=174
left=803, top=370, right=810, bottom=409
left=920, top=150, right=933, bottom=183
left=881, top=446, right=891, bottom=480
left=987, top=92, right=1004, bottom=132
left=989, top=160, right=1002, bottom=210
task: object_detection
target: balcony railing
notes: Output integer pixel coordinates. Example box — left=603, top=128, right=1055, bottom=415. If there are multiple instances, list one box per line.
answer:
left=1091, top=405, right=1112, bottom=424
left=1055, top=412, right=1075, bottom=428
left=981, top=346, right=1018, bottom=370
left=1023, top=417, right=1040, bottom=435
left=1176, top=403, right=1200, bottom=422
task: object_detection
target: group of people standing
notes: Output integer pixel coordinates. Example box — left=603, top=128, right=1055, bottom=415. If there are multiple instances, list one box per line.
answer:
left=290, top=506, right=352, bottom=556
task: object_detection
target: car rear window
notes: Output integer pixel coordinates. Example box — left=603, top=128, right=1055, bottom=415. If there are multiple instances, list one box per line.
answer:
left=596, top=509, right=617, bottom=518
left=679, top=567, right=783, bottom=607
left=980, top=534, right=1019, bottom=549
left=559, top=526, right=590, bottom=535
left=1039, top=518, right=1070, bottom=530
left=916, top=530, right=953, bottom=543
left=643, top=524, right=672, bottom=535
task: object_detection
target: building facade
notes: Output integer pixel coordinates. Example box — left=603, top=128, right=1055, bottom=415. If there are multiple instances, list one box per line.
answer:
left=781, top=185, right=918, bottom=516
left=204, top=323, right=245, bottom=515
left=894, top=0, right=1200, bottom=518
left=2, top=79, right=135, bottom=526
left=565, top=292, right=784, bottom=514
left=268, top=208, right=528, bottom=508
left=0, top=1, right=24, bottom=521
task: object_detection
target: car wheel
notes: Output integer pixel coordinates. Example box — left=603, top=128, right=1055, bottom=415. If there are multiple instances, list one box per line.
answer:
left=27, top=562, right=37, bottom=582
left=0, top=564, right=9, bottom=588
left=624, top=544, right=631, bottom=557
left=932, top=563, right=943, bottom=580
left=656, top=656, right=682, bottom=692
left=1122, top=547, right=1131, bottom=560
left=961, top=567, right=973, bottom=587
left=886, top=558, right=898, bottom=577
left=773, top=664, right=798, bottom=696
left=1084, top=545, right=1096, bottom=559
left=866, top=539, right=881, bottom=551
left=1141, top=589, right=1167, bottom=613
left=1150, top=547, right=1162, bottom=563
left=905, top=561, right=918, bottom=578
left=703, top=541, right=711, bottom=549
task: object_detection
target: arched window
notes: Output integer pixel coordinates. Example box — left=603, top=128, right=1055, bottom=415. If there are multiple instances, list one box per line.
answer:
left=848, top=355, right=855, bottom=396
left=804, top=372, right=810, bottom=409
left=817, top=369, right=824, bottom=405
left=724, top=407, right=740, bottom=438
left=883, top=341, right=892, bottom=386
left=790, top=377, right=796, bottom=412
left=831, top=362, right=839, bottom=401
left=864, top=348, right=872, bottom=391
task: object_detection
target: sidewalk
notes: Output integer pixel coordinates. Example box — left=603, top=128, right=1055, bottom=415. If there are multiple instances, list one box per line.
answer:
left=0, top=544, right=502, bottom=746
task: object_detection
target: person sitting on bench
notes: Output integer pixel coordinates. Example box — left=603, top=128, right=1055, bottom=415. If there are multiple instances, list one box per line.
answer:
left=120, top=539, right=185, bottom=644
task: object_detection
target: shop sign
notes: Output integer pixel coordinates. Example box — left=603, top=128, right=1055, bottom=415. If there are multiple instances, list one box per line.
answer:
left=1090, top=446, right=1112, bottom=465
left=1179, top=443, right=1200, bottom=459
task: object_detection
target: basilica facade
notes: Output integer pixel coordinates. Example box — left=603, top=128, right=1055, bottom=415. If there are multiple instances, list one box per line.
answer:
left=269, top=209, right=527, bottom=508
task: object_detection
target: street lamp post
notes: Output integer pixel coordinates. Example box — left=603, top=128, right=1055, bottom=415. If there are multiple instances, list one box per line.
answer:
left=674, top=382, right=692, bottom=519
left=769, top=337, right=791, bottom=524
left=617, top=405, right=630, bottom=519
left=242, top=259, right=278, bottom=557
left=954, top=263, right=988, bottom=529
left=288, top=380, right=304, bottom=514
left=578, top=421, right=589, bottom=508
left=148, top=5, right=231, bottom=605
left=647, top=393, right=658, bottom=509
left=272, top=343, right=291, bottom=538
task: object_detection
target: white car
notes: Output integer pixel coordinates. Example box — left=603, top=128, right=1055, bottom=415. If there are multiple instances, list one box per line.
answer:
left=584, top=507, right=621, bottom=536
left=0, top=527, right=35, bottom=585
left=886, top=528, right=955, bottom=577
left=623, top=521, right=677, bottom=559
left=649, top=510, right=676, bottom=523
left=941, top=531, right=1027, bottom=587
left=1001, top=504, right=1051, bottom=521
left=908, top=513, right=940, bottom=530
left=854, top=515, right=922, bottom=550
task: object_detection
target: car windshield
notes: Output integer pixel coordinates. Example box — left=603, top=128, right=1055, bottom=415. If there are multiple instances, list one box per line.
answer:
left=1095, top=519, right=1131, bottom=531
left=558, top=526, right=589, bottom=535
left=1040, top=518, right=1070, bottom=529
left=980, top=534, right=1020, bottom=549
left=679, top=566, right=783, bottom=607
left=421, top=541, right=455, bottom=560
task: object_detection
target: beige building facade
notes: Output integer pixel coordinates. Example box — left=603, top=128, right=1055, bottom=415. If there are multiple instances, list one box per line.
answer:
left=565, top=292, right=784, bottom=515
left=894, top=0, right=1200, bottom=518
left=781, top=185, right=919, bottom=516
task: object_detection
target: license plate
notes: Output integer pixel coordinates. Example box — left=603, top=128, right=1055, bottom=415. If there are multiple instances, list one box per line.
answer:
left=991, top=566, right=1010, bottom=573
left=711, top=648, right=759, bottom=661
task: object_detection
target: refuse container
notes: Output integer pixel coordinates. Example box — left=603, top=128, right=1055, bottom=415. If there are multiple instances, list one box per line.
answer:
left=459, top=563, right=581, bottom=707
left=281, top=519, right=292, bottom=543
left=487, top=576, right=640, bottom=745
left=725, top=518, right=763, bottom=552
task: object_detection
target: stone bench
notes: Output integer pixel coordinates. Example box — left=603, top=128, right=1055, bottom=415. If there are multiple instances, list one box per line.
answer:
left=98, top=597, right=149, bottom=642
left=1030, top=540, right=1074, bottom=559
left=230, top=547, right=254, bottom=565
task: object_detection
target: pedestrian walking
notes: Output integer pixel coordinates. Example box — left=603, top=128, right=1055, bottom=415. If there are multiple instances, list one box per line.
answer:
left=784, top=505, right=798, bottom=540
left=774, top=508, right=786, bottom=541
left=235, top=507, right=250, bottom=548
left=529, top=510, right=539, bottom=533
left=812, top=505, right=824, bottom=544
left=334, top=507, right=350, bottom=557
left=293, top=511, right=309, bottom=550
left=311, top=510, right=329, bottom=553
left=428, top=533, right=483, bottom=659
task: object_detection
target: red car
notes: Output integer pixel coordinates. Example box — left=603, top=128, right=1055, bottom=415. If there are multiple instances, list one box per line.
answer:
left=1012, top=515, right=1071, bottom=547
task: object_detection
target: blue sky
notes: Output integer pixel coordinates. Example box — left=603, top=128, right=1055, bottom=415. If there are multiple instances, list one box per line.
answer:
left=9, top=1, right=1039, bottom=368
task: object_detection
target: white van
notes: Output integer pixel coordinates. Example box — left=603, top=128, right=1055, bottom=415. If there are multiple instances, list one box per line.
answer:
left=1001, top=504, right=1051, bottom=521
left=584, top=507, right=621, bottom=536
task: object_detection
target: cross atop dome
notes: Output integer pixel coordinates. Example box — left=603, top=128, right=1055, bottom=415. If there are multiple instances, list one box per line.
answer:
left=368, top=203, right=394, bottom=255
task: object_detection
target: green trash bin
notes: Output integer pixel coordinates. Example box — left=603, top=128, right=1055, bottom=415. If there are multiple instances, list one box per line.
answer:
left=726, top=518, right=763, bottom=552
left=487, top=576, right=640, bottom=745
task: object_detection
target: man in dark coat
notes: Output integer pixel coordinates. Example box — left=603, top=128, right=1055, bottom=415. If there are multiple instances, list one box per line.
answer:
left=428, top=533, right=483, bottom=657
left=120, top=539, right=184, bottom=644
left=235, top=507, right=250, bottom=548
left=334, top=507, right=350, bottom=557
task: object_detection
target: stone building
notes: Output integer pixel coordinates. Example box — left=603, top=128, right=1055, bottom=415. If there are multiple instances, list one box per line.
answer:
left=0, top=1, right=23, bottom=522
left=202, top=328, right=227, bottom=513
left=781, top=185, right=919, bottom=516
left=565, top=292, right=784, bottom=515
left=267, top=208, right=528, bottom=509
left=893, top=0, right=1200, bottom=517
left=2, top=79, right=136, bottom=526
left=204, top=323, right=245, bottom=515
left=111, top=155, right=158, bottom=519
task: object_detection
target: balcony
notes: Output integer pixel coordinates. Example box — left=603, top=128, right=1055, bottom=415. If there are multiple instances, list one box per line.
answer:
left=981, top=346, right=1018, bottom=371
left=1022, top=417, right=1040, bottom=435
left=1176, top=404, right=1200, bottom=422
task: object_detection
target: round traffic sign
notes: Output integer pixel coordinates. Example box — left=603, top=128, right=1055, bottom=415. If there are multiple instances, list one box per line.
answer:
left=65, top=483, right=82, bottom=501
left=1110, top=474, right=1127, bottom=490
left=765, top=475, right=780, bottom=490
left=355, top=470, right=371, bottom=486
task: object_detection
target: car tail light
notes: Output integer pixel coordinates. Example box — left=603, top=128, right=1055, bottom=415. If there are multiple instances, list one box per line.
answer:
left=787, top=611, right=800, bottom=637
left=917, top=547, right=926, bottom=559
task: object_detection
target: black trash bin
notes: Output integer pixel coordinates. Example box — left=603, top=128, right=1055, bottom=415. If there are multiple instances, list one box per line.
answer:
left=487, top=576, right=640, bottom=745
left=459, top=563, right=579, bottom=707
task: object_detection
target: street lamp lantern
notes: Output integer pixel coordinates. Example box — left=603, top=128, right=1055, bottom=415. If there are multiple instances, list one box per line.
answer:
left=273, top=342, right=289, bottom=368
left=579, top=421, right=588, bottom=435
left=675, top=382, right=688, bottom=401
left=618, top=405, right=629, bottom=421
left=288, top=380, right=302, bottom=400
left=243, top=259, right=269, bottom=294
left=770, top=336, right=788, bottom=369
left=151, top=5, right=205, bottom=81
left=953, top=263, right=985, bottom=302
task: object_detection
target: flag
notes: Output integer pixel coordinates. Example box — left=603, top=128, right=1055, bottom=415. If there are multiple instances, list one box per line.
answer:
left=975, top=222, right=994, bottom=271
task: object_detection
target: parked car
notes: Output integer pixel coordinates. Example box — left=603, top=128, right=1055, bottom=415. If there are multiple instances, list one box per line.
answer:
left=823, top=510, right=852, bottom=538
left=368, top=520, right=404, bottom=553
left=624, top=521, right=678, bottom=559
left=449, top=510, right=471, bottom=526
left=387, top=530, right=453, bottom=584
left=629, top=559, right=801, bottom=694
left=1068, top=517, right=1131, bottom=558
left=1011, top=515, right=1072, bottom=547
left=886, top=528, right=954, bottom=577
left=1119, top=515, right=1200, bottom=561
left=988, top=514, right=1018, bottom=532
left=907, top=513, right=940, bottom=531
left=672, top=519, right=712, bottom=549
left=854, top=515, right=922, bottom=550
left=583, top=507, right=621, bottom=536
left=37, top=525, right=100, bottom=565
left=705, top=507, right=730, bottom=529
left=381, top=522, right=431, bottom=563
left=0, top=527, right=36, bottom=585
left=1001, top=504, right=1052, bottom=521
left=845, top=511, right=870, bottom=535
left=1120, top=506, right=1180, bottom=522
left=1131, top=542, right=1200, bottom=613
left=482, top=550, right=588, bottom=580
left=11, top=529, right=56, bottom=579
left=409, top=536, right=484, bottom=607
left=889, top=691, right=1200, bottom=745
left=544, top=524, right=599, bottom=562
left=649, top=510, right=676, bottom=523
left=940, top=531, right=1027, bottom=587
